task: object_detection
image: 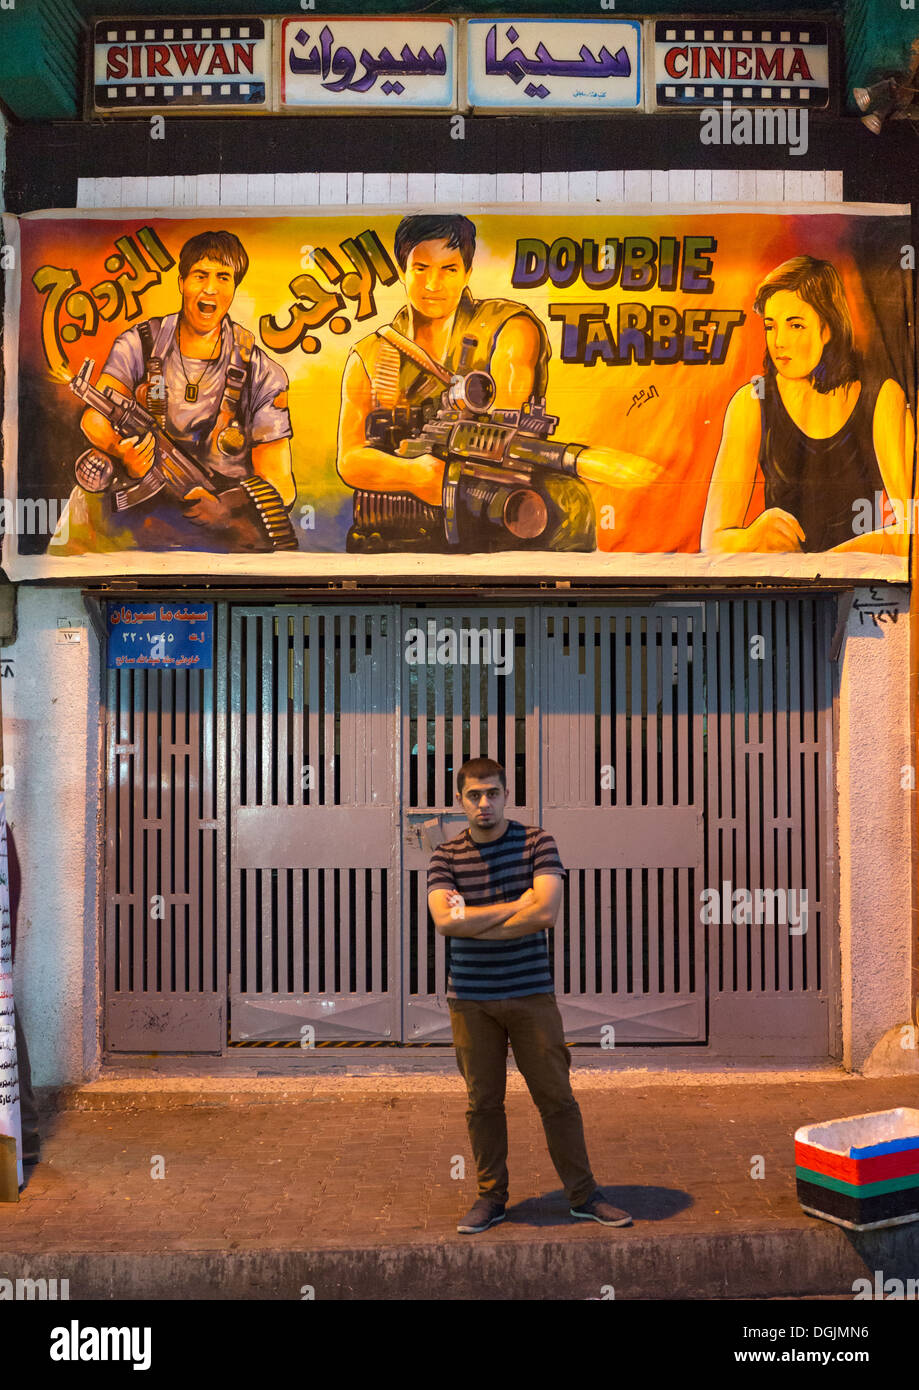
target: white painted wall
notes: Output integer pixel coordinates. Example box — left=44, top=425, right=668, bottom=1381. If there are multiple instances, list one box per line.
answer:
left=76, top=167, right=845, bottom=209
left=837, top=586, right=915, bottom=1069
left=5, top=588, right=102, bottom=1086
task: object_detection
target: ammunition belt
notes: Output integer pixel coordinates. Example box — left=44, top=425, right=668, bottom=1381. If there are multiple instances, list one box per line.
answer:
left=239, top=475, right=299, bottom=551
left=353, top=490, right=441, bottom=529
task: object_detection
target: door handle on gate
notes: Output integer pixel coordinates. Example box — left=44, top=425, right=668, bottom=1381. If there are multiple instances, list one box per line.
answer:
left=407, top=816, right=446, bottom=853
left=422, top=817, right=445, bottom=852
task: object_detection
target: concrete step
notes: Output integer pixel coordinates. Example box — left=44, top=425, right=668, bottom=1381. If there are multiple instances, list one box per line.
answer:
left=3, top=1222, right=918, bottom=1300
left=8, top=1070, right=918, bottom=1302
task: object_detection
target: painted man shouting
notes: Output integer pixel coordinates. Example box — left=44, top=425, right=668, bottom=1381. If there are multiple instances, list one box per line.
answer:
left=52, top=228, right=296, bottom=554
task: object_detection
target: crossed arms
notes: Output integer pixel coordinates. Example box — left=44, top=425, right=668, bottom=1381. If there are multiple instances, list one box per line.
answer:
left=427, top=873, right=564, bottom=942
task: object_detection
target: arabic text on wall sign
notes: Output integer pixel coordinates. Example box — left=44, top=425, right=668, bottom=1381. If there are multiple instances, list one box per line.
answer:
left=468, top=19, right=641, bottom=110
left=106, top=602, right=214, bottom=669
left=281, top=19, right=455, bottom=110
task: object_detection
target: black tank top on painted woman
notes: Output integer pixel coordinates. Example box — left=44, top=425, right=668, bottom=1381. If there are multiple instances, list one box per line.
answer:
left=758, top=372, right=886, bottom=552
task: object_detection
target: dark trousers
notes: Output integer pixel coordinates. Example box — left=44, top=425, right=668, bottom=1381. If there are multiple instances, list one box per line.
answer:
left=447, top=991, right=597, bottom=1208
left=14, top=1012, right=40, bottom=1157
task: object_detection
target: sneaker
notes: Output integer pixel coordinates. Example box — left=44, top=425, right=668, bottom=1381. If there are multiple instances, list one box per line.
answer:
left=457, top=1197, right=507, bottom=1234
left=570, top=1191, right=632, bottom=1226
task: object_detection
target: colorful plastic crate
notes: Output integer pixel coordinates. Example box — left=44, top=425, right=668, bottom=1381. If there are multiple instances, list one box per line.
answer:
left=795, top=1107, right=919, bottom=1231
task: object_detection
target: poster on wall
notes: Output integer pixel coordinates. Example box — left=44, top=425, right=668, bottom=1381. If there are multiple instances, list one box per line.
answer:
left=0, top=794, right=22, bottom=1193
left=1, top=204, right=914, bottom=581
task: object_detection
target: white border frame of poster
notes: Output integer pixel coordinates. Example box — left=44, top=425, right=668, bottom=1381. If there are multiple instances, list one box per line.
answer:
left=1, top=201, right=912, bottom=585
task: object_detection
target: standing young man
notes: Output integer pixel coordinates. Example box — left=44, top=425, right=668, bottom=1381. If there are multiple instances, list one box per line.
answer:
left=427, top=757, right=632, bottom=1233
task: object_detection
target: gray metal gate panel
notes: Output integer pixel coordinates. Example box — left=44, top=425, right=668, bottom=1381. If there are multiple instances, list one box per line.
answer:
left=228, top=606, right=399, bottom=1041
left=402, top=606, right=538, bottom=1040
left=704, top=597, right=836, bottom=1055
left=541, top=606, right=707, bottom=1042
left=102, top=595, right=838, bottom=1058
left=104, top=609, right=224, bottom=1052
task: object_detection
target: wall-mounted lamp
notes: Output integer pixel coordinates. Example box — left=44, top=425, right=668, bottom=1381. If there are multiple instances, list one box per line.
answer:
left=853, top=78, right=898, bottom=132
left=853, top=41, right=919, bottom=134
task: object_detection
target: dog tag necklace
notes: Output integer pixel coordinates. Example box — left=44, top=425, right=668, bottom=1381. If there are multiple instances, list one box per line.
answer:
left=177, top=321, right=221, bottom=403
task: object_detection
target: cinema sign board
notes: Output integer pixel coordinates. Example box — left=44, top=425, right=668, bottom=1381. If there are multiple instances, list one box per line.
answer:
left=91, top=16, right=273, bottom=113
left=652, top=18, right=832, bottom=110
left=467, top=19, right=642, bottom=111
left=280, top=18, right=457, bottom=111
left=90, top=14, right=460, bottom=114
left=88, top=15, right=836, bottom=116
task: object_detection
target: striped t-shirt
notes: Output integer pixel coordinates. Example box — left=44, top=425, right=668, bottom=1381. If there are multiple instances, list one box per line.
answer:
left=427, top=819, right=565, bottom=1000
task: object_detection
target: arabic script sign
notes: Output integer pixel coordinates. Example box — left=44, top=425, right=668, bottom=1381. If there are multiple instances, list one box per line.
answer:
left=87, top=17, right=838, bottom=116
left=653, top=18, right=830, bottom=109
left=281, top=19, right=455, bottom=110
left=91, top=17, right=270, bottom=113
left=0, top=794, right=21, bottom=1192
left=467, top=19, right=641, bottom=110
left=106, top=602, right=214, bottom=668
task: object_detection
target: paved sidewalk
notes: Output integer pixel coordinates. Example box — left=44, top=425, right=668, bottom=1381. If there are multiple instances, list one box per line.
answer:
left=2, top=1067, right=919, bottom=1299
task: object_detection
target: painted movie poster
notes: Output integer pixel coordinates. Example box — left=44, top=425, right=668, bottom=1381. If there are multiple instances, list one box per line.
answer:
left=1, top=205, right=914, bottom=579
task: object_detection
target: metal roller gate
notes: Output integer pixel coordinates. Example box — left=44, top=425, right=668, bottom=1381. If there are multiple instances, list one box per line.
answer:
left=104, top=627, right=225, bottom=1051
left=228, top=606, right=399, bottom=1043
left=102, top=597, right=838, bottom=1057
left=540, top=606, right=707, bottom=1043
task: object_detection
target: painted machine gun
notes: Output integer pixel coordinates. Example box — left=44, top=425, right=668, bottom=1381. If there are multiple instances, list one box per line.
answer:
left=361, top=329, right=596, bottom=553
left=69, top=358, right=298, bottom=552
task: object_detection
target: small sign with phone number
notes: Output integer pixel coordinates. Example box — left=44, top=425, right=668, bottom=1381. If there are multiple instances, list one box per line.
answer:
left=106, top=601, right=213, bottom=669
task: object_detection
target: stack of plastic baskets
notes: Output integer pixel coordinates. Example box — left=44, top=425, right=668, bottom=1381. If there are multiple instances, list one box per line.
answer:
left=795, top=1108, right=919, bottom=1231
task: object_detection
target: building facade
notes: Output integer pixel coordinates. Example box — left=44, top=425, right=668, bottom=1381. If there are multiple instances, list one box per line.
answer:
left=1, top=0, right=917, bottom=1081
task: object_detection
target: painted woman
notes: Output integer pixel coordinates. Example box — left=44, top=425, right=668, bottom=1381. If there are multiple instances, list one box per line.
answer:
left=701, top=255, right=913, bottom=555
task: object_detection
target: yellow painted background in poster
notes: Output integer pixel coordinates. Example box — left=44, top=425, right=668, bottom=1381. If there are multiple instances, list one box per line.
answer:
left=4, top=205, right=914, bottom=579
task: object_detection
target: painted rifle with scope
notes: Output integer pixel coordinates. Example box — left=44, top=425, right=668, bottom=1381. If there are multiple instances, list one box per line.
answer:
left=364, top=368, right=597, bottom=552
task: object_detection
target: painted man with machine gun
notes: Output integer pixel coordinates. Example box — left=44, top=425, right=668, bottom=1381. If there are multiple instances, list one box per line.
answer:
left=336, top=213, right=657, bottom=554
left=52, top=229, right=298, bottom=554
